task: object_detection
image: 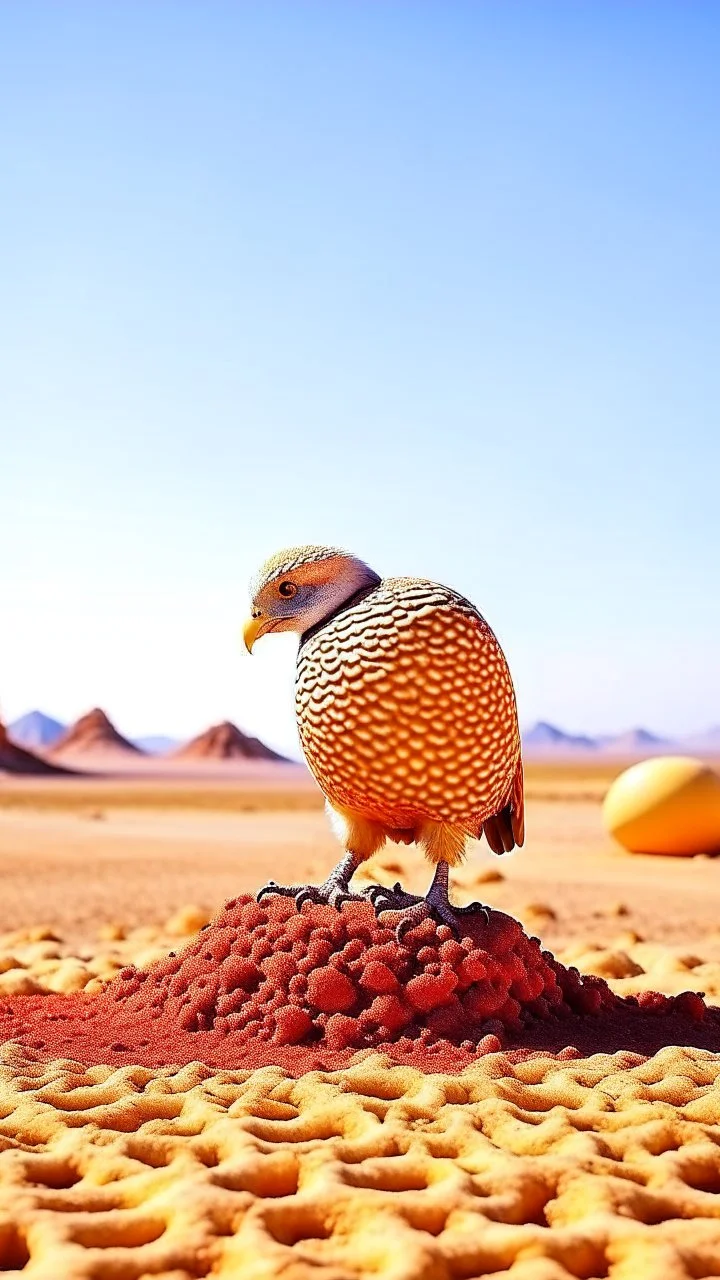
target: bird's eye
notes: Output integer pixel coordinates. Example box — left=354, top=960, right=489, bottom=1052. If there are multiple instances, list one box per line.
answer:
left=278, top=580, right=298, bottom=598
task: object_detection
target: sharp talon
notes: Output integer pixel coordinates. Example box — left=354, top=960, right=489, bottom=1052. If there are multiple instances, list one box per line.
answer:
left=258, top=881, right=334, bottom=906
left=378, top=901, right=431, bottom=937
left=433, top=906, right=462, bottom=937
left=257, top=881, right=291, bottom=901
left=456, top=900, right=491, bottom=924
left=258, top=868, right=369, bottom=912
left=364, top=884, right=393, bottom=907
left=368, top=880, right=426, bottom=929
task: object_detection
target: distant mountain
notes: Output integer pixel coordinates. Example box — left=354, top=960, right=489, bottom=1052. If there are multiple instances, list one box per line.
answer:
left=173, top=720, right=286, bottom=762
left=0, top=719, right=70, bottom=775
left=50, top=708, right=144, bottom=757
left=522, top=721, right=597, bottom=752
left=522, top=721, right=720, bottom=757
left=597, top=728, right=671, bottom=754
left=8, top=710, right=66, bottom=750
left=8, top=705, right=720, bottom=765
left=133, top=735, right=180, bottom=755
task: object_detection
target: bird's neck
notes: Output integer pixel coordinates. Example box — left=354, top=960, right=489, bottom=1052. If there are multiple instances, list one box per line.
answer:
left=299, top=572, right=381, bottom=648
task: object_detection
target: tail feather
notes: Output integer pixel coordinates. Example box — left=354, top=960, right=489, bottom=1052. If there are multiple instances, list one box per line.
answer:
left=482, top=756, right=525, bottom=855
left=483, top=809, right=515, bottom=854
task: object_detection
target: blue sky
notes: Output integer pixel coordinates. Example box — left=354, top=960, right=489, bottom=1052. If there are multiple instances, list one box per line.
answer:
left=1, top=3, right=718, bottom=755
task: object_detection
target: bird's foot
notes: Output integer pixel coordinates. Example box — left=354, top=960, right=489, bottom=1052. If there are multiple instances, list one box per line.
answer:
left=363, top=881, right=424, bottom=912
left=373, top=878, right=491, bottom=941
left=257, top=871, right=366, bottom=913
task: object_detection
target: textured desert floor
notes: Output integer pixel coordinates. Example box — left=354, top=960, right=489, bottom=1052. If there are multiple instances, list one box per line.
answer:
left=0, top=762, right=719, bottom=1279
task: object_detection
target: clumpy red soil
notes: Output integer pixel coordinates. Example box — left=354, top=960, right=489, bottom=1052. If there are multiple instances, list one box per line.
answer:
left=0, top=895, right=717, bottom=1074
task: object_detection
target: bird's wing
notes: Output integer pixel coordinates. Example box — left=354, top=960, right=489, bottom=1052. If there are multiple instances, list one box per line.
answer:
left=482, top=756, right=525, bottom=854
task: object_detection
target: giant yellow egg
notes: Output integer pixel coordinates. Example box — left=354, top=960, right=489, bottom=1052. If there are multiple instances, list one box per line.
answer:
left=603, top=756, right=720, bottom=856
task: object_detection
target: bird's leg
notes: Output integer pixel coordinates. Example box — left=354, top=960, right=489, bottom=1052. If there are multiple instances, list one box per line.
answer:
left=297, top=851, right=368, bottom=908
left=257, top=850, right=368, bottom=912
left=377, top=861, right=491, bottom=940
left=425, top=861, right=492, bottom=926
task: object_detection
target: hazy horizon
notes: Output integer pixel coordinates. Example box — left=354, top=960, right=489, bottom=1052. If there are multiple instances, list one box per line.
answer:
left=2, top=4, right=718, bottom=758
left=5, top=706, right=720, bottom=762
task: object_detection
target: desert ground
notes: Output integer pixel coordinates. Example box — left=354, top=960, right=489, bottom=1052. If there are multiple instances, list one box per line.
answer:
left=0, top=760, right=719, bottom=1278
left=1, top=761, right=719, bottom=959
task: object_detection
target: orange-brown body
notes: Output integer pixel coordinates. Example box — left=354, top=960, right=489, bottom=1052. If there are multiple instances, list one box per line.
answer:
left=296, top=577, right=523, bottom=865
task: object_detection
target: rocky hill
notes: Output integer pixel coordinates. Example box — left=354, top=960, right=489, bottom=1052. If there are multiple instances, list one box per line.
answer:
left=0, top=720, right=69, bottom=774
left=50, top=709, right=144, bottom=758
left=173, top=720, right=286, bottom=762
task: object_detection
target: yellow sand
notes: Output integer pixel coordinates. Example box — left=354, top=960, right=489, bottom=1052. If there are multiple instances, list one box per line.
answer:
left=1, top=1041, right=720, bottom=1279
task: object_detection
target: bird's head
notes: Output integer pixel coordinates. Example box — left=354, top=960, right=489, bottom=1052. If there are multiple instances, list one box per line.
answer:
left=243, top=545, right=381, bottom=652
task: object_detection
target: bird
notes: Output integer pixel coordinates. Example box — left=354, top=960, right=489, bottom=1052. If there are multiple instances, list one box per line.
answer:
left=243, top=545, right=524, bottom=936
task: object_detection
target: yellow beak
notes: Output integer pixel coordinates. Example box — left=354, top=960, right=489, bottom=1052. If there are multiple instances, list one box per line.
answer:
left=242, top=615, right=266, bottom=654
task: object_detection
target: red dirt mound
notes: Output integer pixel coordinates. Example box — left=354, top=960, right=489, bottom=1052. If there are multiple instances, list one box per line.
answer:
left=173, top=720, right=285, bottom=761
left=2, top=896, right=712, bottom=1075
left=50, top=708, right=142, bottom=757
left=0, top=896, right=717, bottom=1074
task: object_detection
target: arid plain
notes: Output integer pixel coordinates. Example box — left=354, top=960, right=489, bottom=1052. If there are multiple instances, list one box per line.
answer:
left=1, top=758, right=720, bottom=1279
